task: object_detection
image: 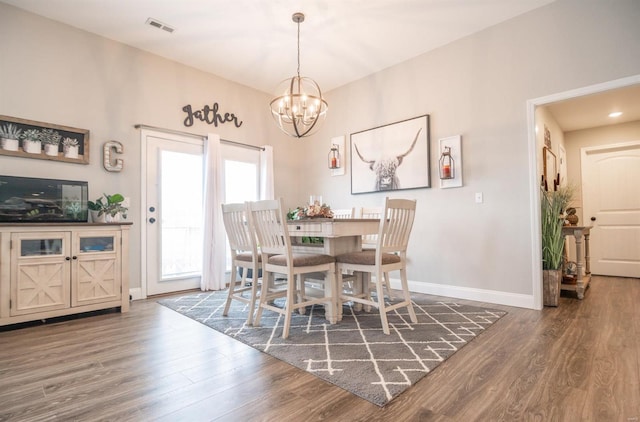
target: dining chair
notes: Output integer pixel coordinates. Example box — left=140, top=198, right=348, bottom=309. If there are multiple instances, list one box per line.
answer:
left=220, top=202, right=262, bottom=325
left=248, top=198, right=337, bottom=339
left=331, top=208, right=355, bottom=219
left=336, top=198, right=418, bottom=335
left=357, top=206, right=394, bottom=299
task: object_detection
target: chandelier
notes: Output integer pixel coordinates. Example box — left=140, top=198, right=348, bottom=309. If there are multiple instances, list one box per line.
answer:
left=270, top=12, right=328, bottom=138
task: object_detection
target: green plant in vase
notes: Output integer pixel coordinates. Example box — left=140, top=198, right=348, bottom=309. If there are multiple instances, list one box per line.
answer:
left=89, top=193, right=128, bottom=223
left=541, top=185, right=573, bottom=306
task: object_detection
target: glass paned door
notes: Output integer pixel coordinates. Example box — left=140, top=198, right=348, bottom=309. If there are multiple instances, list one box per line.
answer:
left=146, top=134, right=203, bottom=295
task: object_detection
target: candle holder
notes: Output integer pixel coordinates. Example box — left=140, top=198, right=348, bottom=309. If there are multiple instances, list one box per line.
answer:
left=439, top=146, right=455, bottom=179
left=328, top=144, right=340, bottom=169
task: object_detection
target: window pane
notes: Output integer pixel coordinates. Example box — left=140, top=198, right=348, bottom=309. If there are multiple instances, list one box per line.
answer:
left=161, top=150, right=203, bottom=278
left=224, top=159, right=258, bottom=271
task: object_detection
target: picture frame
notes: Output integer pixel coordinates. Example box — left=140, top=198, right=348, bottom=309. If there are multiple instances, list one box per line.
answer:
left=350, top=115, right=430, bottom=194
left=0, top=115, right=90, bottom=164
left=543, top=146, right=556, bottom=189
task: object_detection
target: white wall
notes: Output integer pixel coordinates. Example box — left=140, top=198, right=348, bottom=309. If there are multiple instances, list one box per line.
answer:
left=1, top=0, right=639, bottom=308
left=301, top=0, right=640, bottom=306
left=0, top=3, right=306, bottom=291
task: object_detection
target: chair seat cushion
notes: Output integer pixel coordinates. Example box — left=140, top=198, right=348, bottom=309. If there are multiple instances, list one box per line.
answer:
left=235, top=253, right=261, bottom=262
left=268, top=253, right=335, bottom=267
left=336, top=250, right=401, bottom=265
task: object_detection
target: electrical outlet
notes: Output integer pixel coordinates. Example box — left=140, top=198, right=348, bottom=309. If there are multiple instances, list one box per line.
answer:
left=475, top=192, right=483, bottom=203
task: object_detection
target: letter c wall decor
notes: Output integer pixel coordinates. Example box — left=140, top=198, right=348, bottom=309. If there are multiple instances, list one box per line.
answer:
left=103, top=140, right=123, bottom=172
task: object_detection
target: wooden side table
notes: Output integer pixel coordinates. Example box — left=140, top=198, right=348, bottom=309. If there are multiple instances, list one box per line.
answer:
left=561, top=225, right=592, bottom=299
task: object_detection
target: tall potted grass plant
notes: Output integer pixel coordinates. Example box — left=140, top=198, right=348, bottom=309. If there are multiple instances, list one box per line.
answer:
left=541, top=186, right=573, bottom=306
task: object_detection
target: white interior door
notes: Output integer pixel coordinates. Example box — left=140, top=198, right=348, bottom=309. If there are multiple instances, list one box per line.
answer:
left=145, top=133, right=203, bottom=295
left=581, top=141, right=640, bottom=277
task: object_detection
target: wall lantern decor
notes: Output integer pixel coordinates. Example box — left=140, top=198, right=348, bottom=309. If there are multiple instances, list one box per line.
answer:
left=269, top=12, right=328, bottom=138
left=438, top=135, right=463, bottom=189
left=328, top=144, right=341, bottom=169
left=329, top=135, right=345, bottom=176
left=439, top=146, right=454, bottom=179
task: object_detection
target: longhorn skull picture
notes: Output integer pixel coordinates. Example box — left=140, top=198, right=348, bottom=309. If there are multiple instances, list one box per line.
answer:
left=350, top=115, right=430, bottom=194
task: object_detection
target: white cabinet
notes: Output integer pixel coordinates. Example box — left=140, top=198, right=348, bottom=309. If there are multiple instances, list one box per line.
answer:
left=0, top=223, right=130, bottom=326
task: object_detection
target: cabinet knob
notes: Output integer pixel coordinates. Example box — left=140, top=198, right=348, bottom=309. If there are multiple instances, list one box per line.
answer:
left=149, top=206, right=155, bottom=212
left=149, top=217, right=156, bottom=224
left=72, top=256, right=77, bottom=260
left=590, top=217, right=596, bottom=221
left=65, top=256, right=71, bottom=261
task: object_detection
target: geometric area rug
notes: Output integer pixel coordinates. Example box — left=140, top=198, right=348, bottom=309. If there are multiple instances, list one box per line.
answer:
left=158, top=291, right=506, bottom=407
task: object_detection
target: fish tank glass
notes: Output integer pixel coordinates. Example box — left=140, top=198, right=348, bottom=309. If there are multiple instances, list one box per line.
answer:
left=0, top=175, right=88, bottom=222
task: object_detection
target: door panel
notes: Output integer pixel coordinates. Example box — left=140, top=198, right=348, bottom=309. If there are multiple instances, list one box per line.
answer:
left=582, top=142, right=640, bottom=277
left=145, top=134, right=203, bottom=295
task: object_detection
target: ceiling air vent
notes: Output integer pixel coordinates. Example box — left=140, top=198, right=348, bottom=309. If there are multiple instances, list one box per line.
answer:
left=145, top=18, right=175, bottom=34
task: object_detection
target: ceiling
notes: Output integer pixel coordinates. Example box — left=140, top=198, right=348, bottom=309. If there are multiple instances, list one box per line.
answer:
left=3, top=0, right=637, bottom=132
left=1, top=0, right=555, bottom=94
left=544, top=84, right=640, bottom=132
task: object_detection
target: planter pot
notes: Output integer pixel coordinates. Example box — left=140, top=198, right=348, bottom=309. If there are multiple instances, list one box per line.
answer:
left=1, top=137, right=19, bottom=151
left=23, top=139, right=42, bottom=154
left=44, top=144, right=59, bottom=156
left=90, top=210, right=106, bottom=223
left=543, top=269, right=562, bottom=307
left=63, top=145, right=79, bottom=159
left=105, top=212, right=123, bottom=223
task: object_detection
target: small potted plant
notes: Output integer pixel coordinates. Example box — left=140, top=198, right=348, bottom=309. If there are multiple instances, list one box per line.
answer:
left=62, top=137, right=79, bottom=158
left=40, top=128, right=62, bottom=157
left=0, top=123, right=22, bottom=151
left=88, top=193, right=128, bottom=223
left=21, top=128, right=42, bottom=154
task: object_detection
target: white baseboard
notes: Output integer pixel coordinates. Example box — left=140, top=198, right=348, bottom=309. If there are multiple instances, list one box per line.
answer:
left=389, top=279, right=535, bottom=309
left=129, top=287, right=145, bottom=301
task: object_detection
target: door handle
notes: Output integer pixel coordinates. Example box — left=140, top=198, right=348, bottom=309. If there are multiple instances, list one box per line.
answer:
left=149, top=217, right=156, bottom=224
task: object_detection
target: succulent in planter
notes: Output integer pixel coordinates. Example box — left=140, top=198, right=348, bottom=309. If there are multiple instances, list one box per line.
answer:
left=40, top=128, right=62, bottom=156
left=62, top=137, right=79, bottom=147
left=39, top=128, right=62, bottom=145
left=21, top=128, right=41, bottom=142
left=0, top=123, right=22, bottom=140
left=20, top=128, right=42, bottom=154
left=0, top=123, right=22, bottom=151
left=62, top=137, right=79, bottom=158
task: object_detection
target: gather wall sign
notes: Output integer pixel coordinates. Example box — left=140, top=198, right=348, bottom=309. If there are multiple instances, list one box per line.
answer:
left=182, top=102, right=243, bottom=128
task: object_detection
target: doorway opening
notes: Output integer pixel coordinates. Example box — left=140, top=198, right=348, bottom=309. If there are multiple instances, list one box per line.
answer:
left=527, top=74, right=640, bottom=309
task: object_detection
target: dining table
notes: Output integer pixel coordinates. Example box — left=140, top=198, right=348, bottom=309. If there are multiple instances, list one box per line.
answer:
left=287, top=218, right=379, bottom=323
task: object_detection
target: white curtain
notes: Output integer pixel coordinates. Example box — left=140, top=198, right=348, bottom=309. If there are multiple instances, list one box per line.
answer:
left=260, top=145, right=274, bottom=200
left=201, top=133, right=226, bottom=291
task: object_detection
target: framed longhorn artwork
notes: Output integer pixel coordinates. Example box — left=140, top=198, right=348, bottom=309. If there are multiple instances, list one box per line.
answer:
left=350, top=115, right=430, bottom=194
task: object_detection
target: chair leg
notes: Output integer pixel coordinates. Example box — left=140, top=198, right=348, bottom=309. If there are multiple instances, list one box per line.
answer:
left=282, top=272, right=296, bottom=339
left=223, top=264, right=238, bottom=316
left=400, top=267, right=417, bottom=323
left=383, top=272, right=394, bottom=299
left=246, top=264, right=259, bottom=325
left=375, top=270, right=391, bottom=335
left=297, top=274, right=306, bottom=315
left=253, top=271, right=272, bottom=327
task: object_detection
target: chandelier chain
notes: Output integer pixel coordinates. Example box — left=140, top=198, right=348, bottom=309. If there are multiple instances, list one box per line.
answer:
left=296, top=19, right=301, bottom=77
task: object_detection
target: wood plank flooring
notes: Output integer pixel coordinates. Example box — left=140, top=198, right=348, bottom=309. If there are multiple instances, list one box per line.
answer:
left=1, top=275, right=639, bottom=421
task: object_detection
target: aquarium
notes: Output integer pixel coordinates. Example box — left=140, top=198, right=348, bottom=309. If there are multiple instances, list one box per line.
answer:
left=0, top=175, right=88, bottom=222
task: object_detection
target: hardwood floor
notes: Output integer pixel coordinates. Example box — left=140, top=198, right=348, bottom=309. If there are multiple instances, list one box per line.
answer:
left=1, top=275, right=639, bottom=421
